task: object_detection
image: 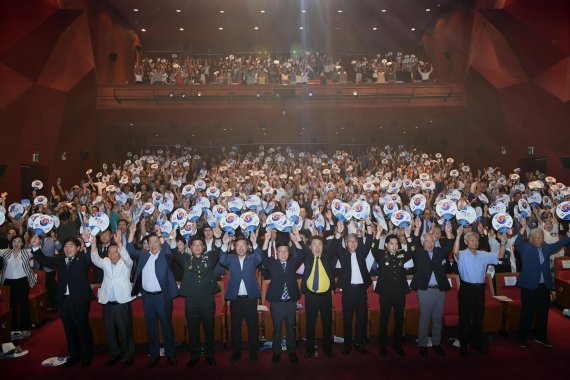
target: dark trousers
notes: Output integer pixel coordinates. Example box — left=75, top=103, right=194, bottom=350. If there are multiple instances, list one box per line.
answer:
left=142, top=293, right=175, bottom=360
left=379, top=292, right=406, bottom=349
left=229, top=297, right=258, bottom=353
left=341, top=285, right=367, bottom=347
left=458, top=282, right=485, bottom=348
left=45, top=271, right=57, bottom=309
left=518, top=284, right=550, bottom=342
left=4, top=277, right=31, bottom=330
left=304, top=291, right=332, bottom=350
left=60, top=297, right=92, bottom=361
left=103, top=301, right=135, bottom=361
left=185, top=295, right=215, bottom=359
left=270, top=300, right=297, bottom=354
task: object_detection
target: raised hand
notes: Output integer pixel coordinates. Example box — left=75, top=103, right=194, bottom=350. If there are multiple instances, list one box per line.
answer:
left=82, top=228, right=91, bottom=243
left=456, top=226, right=464, bottom=237
left=113, top=230, right=123, bottom=249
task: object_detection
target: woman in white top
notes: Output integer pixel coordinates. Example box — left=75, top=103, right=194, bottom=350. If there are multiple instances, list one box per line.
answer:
left=0, top=235, right=40, bottom=332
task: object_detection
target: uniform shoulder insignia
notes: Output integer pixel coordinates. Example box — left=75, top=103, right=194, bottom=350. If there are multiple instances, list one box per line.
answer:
left=411, top=246, right=415, bottom=251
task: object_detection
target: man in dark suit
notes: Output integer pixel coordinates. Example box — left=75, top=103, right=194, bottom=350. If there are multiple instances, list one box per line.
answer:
left=261, top=231, right=303, bottom=364
left=515, top=218, right=570, bottom=348
left=127, top=224, right=178, bottom=367
left=171, top=235, right=220, bottom=367
left=409, top=218, right=454, bottom=357
left=334, top=220, right=373, bottom=355
left=33, top=231, right=95, bottom=368
left=219, top=232, right=261, bottom=363
left=299, top=235, right=336, bottom=359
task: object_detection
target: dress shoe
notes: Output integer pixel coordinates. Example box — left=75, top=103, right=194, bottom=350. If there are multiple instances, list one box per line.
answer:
left=379, top=347, right=387, bottom=356
left=206, top=357, right=216, bottom=366
left=167, top=356, right=178, bottom=366
left=432, top=345, right=445, bottom=356
left=63, top=358, right=80, bottom=368
left=81, top=358, right=91, bottom=368
left=534, top=338, right=554, bottom=348
left=304, top=349, right=315, bottom=358
left=230, top=352, right=241, bottom=363
left=271, top=353, right=281, bottom=364
left=250, top=351, right=258, bottom=363
left=288, top=353, right=298, bottom=364
left=354, top=344, right=369, bottom=354
left=342, top=345, right=352, bottom=355
left=394, top=346, right=405, bottom=356
left=124, top=358, right=133, bottom=368
left=419, top=346, right=428, bottom=357
left=106, top=357, right=121, bottom=367
left=323, top=348, right=334, bottom=358
left=187, top=357, right=200, bottom=368
left=471, top=343, right=489, bottom=354
left=460, top=347, right=468, bottom=357
left=147, top=357, right=160, bottom=367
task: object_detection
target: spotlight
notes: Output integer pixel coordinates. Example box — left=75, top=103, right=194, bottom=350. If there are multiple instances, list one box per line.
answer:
left=256, top=92, right=261, bottom=99
left=168, top=92, right=174, bottom=98
left=308, top=91, right=313, bottom=97
left=181, top=93, right=187, bottom=98
left=352, top=90, right=358, bottom=97
left=197, top=91, right=202, bottom=97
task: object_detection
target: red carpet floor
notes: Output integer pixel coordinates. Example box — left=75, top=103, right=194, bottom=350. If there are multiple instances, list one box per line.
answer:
left=2, top=309, right=569, bottom=380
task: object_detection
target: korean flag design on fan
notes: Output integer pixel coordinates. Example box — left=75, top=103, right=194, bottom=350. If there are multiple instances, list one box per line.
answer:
left=240, top=212, right=260, bottom=232
left=456, top=206, right=476, bottom=226
left=182, top=184, right=196, bottom=198
left=527, top=192, right=542, bottom=207
left=195, top=196, right=211, bottom=211
left=228, top=196, right=244, bottom=213
left=352, top=201, right=370, bottom=221
left=213, top=205, right=227, bottom=221
left=31, top=180, right=43, bottom=190
left=363, top=182, right=375, bottom=192
left=410, top=194, right=427, bottom=215
left=89, top=212, right=110, bottom=236
left=35, top=215, right=54, bottom=235
left=488, top=201, right=506, bottom=216
left=180, top=222, right=194, bottom=239
left=207, top=186, right=220, bottom=199
left=158, top=198, right=174, bottom=214
left=383, top=201, right=399, bottom=218
left=314, top=213, right=325, bottom=231
left=34, top=196, right=48, bottom=207
left=205, top=209, right=218, bottom=228
left=187, top=205, right=203, bottom=222
left=286, top=200, right=301, bottom=223
left=245, top=194, right=262, bottom=210
left=267, top=212, right=285, bottom=230
left=436, top=199, right=457, bottom=221
left=170, top=208, right=188, bottom=229
left=142, top=202, right=155, bottom=217
left=194, top=180, right=206, bottom=192
left=157, top=220, right=173, bottom=238
left=8, top=203, right=24, bottom=221
left=391, top=210, right=412, bottom=228
left=556, top=201, right=570, bottom=221
left=492, top=212, right=513, bottom=234
left=518, top=199, right=531, bottom=218
left=221, top=213, right=240, bottom=234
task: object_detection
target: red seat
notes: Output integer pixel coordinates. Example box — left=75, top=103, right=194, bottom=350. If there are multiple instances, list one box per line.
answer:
left=442, top=275, right=459, bottom=328
left=554, top=257, right=570, bottom=309
left=28, top=271, right=48, bottom=326
left=494, top=272, right=527, bottom=332
left=0, top=286, right=12, bottom=343
left=404, top=276, right=420, bottom=336
left=483, top=275, right=503, bottom=333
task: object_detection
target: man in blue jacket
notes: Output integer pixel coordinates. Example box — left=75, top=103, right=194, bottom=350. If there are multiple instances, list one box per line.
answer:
left=515, top=218, right=570, bottom=348
left=219, top=232, right=261, bottom=363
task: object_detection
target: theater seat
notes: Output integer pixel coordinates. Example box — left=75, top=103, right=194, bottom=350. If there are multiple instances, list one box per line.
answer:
left=404, top=276, right=420, bottom=336
left=493, top=272, right=528, bottom=333
left=483, top=275, right=503, bottom=333
left=442, top=275, right=459, bottom=328
left=28, top=271, right=48, bottom=326
left=88, top=287, right=107, bottom=346
left=0, top=286, right=12, bottom=344
left=554, top=257, right=570, bottom=309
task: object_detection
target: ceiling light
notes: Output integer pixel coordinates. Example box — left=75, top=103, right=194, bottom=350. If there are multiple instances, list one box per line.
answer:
left=181, top=93, right=187, bottom=98
left=256, top=92, right=261, bottom=99
left=141, top=28, right=146, bottom=32
left=299, top=26, right=303, bottom=30
left=338, top=10, right=343, bottom=13
left=260, top=10, right=266, bottom=13
left=308, top=91, right=313, bottom=97
left=133, top=8, right=138, bottom=12
left=176, top=9, right=181, bottom=13
left=301, top=10, right=306, bottom=13
left=254, top=26, right=259, bottom=30
left=218, top=27, right=223, bottom=30
left=426, top=8, right=431, bottom=12
left=168, top=93, right=174, bottom=98
left=381, top=9, right=387, bottom=13
left=197, top=91, right=202, bottom=97
left=129, top=123, right=134, bottom=126
left=155, top=134, right=159, bottom=137
left=219, top=10, right=224, bottom=13
left=411, top=27, right=416, bottom=31
left=372, top=27, right=378, bottom=31
left=179, top=27, right=184, bottom=31
left=352, top=90, right=358, bottom=97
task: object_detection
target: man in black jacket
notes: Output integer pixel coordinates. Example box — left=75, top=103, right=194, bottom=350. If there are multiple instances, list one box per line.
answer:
left=409, top=218, right=454, bottom=357
left=34, top=231, right=95, bottom=368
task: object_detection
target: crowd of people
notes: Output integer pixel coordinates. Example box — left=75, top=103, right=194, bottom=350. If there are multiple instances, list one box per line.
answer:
left=1, top=144, right=569, bottom=367
left=133, top=50, right=433, bottom=85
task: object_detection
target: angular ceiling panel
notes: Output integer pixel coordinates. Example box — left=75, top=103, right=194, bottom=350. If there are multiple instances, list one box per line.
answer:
left=532, top=57, right=570, bottom=103
left=0, top=63, right=34, bottom=109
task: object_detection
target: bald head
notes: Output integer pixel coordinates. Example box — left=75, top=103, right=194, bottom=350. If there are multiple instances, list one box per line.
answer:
left=422, top=233, right=435, bottom=252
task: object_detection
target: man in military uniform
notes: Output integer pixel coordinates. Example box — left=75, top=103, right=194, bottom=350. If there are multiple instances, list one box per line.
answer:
left=371, top=225, right=413, bottom=356
left=171, top=235, right=220, bottom=367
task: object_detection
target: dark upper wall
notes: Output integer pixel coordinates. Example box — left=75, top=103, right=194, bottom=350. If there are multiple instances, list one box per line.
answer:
left=423, top=0, right=570, bottom=179
left=0, top=0, right=139, bottom=202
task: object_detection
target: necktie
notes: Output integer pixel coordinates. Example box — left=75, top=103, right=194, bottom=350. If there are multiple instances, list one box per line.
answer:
left=538, top=248, right=544, bottom=265
left=312, top=257, right=320, bottom=292
left=271, top=244, right=276, bottom=259
left=281, top=261, right=289, bottom=300
left=429, top=251, right=433, bottom=260
left=66, top=257, right=71, bottom=269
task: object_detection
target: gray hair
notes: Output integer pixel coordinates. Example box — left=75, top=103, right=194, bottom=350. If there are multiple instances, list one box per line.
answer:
left=463, top=231, right=480, bottom=244
left=529, top=228, right=544, bottom=240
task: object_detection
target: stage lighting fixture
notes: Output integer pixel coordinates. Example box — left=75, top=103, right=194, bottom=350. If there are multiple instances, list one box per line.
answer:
left=181, top=93, right=187, bottom=98
left=168, top=92, right=174, bottom=98
left=308, top=91, right=313, bottom=97
left=256, top=92, right=261, bottom=98
left=353, top=90, right=358, bottom=97
left=197, top=91, right=203, bottom=97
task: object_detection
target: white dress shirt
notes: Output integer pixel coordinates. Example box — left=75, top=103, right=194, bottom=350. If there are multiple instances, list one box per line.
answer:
left=350, top=252, right=364, bottom=284
left=237, top=256, right=248, bottom=296
left=142, top=253, right=162, bottom=292
left=91, top=247, right=135, bottom=304
left=5, top=254, right=26, bottom=279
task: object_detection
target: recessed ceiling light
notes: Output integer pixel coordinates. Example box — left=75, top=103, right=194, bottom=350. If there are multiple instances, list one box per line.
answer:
left=155, top=134, right=159, bottom=137
left=219, top=10, right=224, bottom=13
left=411, top=27, right=416, bottom=31
left=338, top=10, right=343, bottom=13
left=133, top=8, right=138, bottom=12
left=381, top=9, right=387, bottom=13
left=426, top=8, right=431, bottom=12
left=260, top=10, right=266, bottom=13
left=218, top=27, right=223, bottom=30
left=301, top=10, right=306, bottom=13
left=299, top=26, right=303, bottom=30
left=372, top=27, right=378, bottom=31
left=141, top=28, right=146, bottom=32
left=176, top=9, right=181, bottom=13
left=179, top=27, right=184, bottom=31
left=254, top=26, right=259, bottom=30
left=129, top=123, right=134, bottom=126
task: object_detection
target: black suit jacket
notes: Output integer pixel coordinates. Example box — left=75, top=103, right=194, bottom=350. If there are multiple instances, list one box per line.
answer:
left=333, top=234, right=373, bottom=289
left=34, top=249, right=95, bottom=304
left=408, top=235, right=453, bottom=291
left=298, top=242, right=336, bottom=294
left=262, top=246, right=303, bottom=302
left=171, top=248, right=221, bottom=297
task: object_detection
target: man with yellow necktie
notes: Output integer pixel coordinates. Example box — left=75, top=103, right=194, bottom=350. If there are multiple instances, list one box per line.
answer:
left=298, top=235, right=336, bottom=359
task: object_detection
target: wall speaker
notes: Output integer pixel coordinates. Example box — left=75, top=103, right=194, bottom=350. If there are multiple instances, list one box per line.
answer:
left=79, top=151, right=89, bottom=160
left=110, top=52, right=118, bottom=62
left=444, top=51, right=452, bottom=60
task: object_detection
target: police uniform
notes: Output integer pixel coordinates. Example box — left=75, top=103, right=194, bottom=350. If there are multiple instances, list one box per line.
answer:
left=171, top=248, right=220, bottom=361
left=371, top=239, right=413, bottom=351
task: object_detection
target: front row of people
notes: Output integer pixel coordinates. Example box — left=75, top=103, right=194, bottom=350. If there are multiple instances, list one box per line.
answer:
left=30, top=217, right=569, bottom=367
